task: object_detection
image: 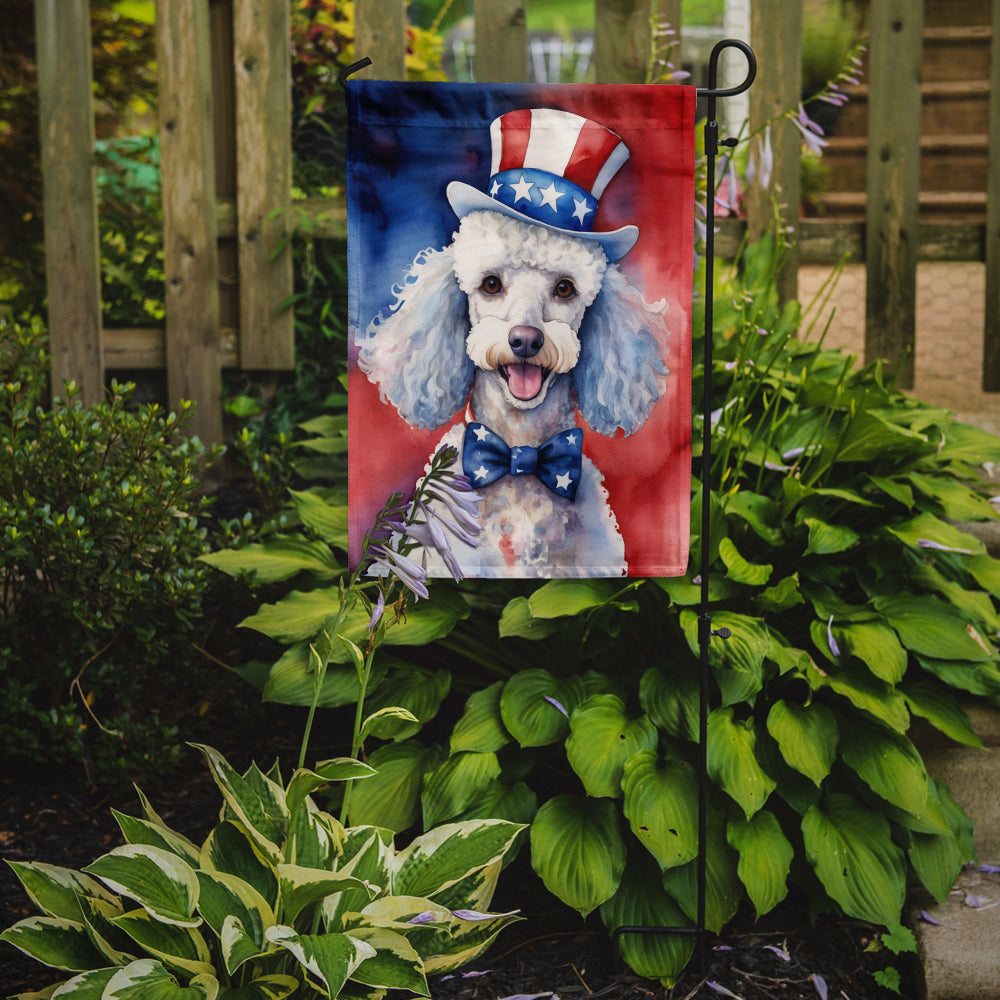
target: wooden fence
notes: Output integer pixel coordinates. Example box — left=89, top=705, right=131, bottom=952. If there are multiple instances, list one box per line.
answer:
left=33, top=0, right=1000, bottom=445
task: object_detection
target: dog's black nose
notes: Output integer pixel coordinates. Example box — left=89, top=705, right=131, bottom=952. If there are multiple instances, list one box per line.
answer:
left=508, top=325, right=544, bottom=359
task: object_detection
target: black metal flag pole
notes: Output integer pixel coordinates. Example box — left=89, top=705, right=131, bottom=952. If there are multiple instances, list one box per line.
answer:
left=612, top=38, right=756, bottom=973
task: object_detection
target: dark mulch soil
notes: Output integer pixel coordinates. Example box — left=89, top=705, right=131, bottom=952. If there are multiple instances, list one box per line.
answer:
left=1, top=748, right=916, bottom=1000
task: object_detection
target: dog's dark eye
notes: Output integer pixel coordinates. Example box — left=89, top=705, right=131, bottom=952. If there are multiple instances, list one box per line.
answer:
left=554, top=279, right=576, bottom=299
left=481, top=275, right=503, bottom=295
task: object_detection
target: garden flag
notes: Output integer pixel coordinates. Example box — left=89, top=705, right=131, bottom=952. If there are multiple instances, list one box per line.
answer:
left=347, top=81, right=696, bottom=578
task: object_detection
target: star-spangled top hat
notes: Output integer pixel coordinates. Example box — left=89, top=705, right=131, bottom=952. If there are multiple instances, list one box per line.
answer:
left=446, top=108, right=639, bottom=261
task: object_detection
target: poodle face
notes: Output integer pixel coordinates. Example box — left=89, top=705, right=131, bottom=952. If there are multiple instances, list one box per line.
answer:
left=452, top=213, right=608, bottom=411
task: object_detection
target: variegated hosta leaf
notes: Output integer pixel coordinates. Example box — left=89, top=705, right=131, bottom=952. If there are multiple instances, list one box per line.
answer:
left=452, top=779, right=538, bottom=828
left=661, top=810, right=742, bottom=934
left=421, top=906, right=523, bottom=975
left=77, top=894, right=136, bottom=966
left=838, top=718, right=929, bottom=817
left=214, top=974, right=299, bottom=1000
left=344, top=926, right=429, bottom=995
left=706, top=707, right=776, bottom=819
left=421, top=751, right=502, bottom=829
left=450, top=681, right=511, bottom=754
left=0, top=916, right=107, bottom=972
left=565, top=695, right=658, bottom=799
left=112, top=811, right=202, bottom=868
left=191, top=746, right=287, bottom=864
left=45, top=966, right=118, bottom=997
left=499, top=670, right=585, bottom=747
left=391, top=820, right=524, bottom=901
left=200, top=821, right=278, bottom=910
left=529, top=795, right=626, bottom=917
left=288, top=801, right=343, bottom=870
left=195, top=870, right=274, bottom=974
left=265, top=926, right=376, bottom=998
left=83, top=845, right=200, bottom=928
left=765, top=700, right=838, bottom=786
left=621, top=751, right=699, bottom=871
left=276, top=864, right=375, bottom=925
left=421, top=859, right=501, bottom=917
left=102, top=958, right=218, bottom=999
left=727, top=810, right=793, bottom=918
left=110, top=908, right=214, bottom=979
left=322, top=829, right=393, bottom=931
left=347, top=740, right=442, bottom=832
left=4, top=861, right=118, bottom=922
left=802, top=793, right=906, bottom=926
left=599, top=853, right=694, bottom=987
left=285, top=760, right=375, bottom=824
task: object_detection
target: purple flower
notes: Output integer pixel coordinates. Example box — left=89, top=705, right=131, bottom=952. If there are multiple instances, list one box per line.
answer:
left=791, top=104, right=828, bottom=156
left=544, top=695, right=569, bottom=718
left=917, top=538, right=973, bottom=554
left=826, top=616, right=841, bottom=658
left=367, top=590, right=385, bottom=631
left=812, top=974, right=828, bottom=1000
left=747, top=124, right=774, bottom=190
left=407, top=911, right=438, bottom=925
left=706, top=983, right=742, bottom=999
left=763, top=944, right=790, bottom=961
left=451, top=908, right=520, bottom=921
left=369, top=544, right=429, bottom=600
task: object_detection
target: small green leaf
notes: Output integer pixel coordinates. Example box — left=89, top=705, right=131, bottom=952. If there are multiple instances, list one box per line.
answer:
left=718, top=537, right=772, bottom=585
left=639, top=664, right=699, bottom=743
left=527, top=579, right=618, bottom=618
left=346, top=740, right=441, bottom=832
left=765, top=700, right=838, bottom=786
left=727, top=810, right=793, bottom=917
left=200, top=535, right=341, bottom=584
left=497, top=596, right=564, bottom=639
left=803, top=517, right=859, bottom=555
left=499, top=670, right=584, bottom=747
left=450, top=682, right=511, bottom=754
left=421, top=751, right=502, bottom=829
left=265, top=926, right=374, bottom=997
left=838, top=718, right=929, bottom=817
left=875, top=593, right=995, bottom=662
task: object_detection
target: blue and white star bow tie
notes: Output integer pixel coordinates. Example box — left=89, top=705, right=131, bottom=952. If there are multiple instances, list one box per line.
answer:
left=462, top=422, right=583, bottom=501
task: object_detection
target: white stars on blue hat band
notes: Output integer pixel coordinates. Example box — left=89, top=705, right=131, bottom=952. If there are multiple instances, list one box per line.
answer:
left=489, top=168, right=597, bottom=232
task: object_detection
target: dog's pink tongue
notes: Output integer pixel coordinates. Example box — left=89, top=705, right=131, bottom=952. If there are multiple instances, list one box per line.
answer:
left=507, top=364, right=543, bottom=400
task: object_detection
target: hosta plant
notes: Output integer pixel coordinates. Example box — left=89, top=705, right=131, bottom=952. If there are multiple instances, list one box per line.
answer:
left=340, top=233, right=1000, bottom=984
left=1, top=743, right=523, bottom=999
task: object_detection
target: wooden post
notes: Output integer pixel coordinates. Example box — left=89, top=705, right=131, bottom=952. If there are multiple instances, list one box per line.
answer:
left=746, top=0, right=801, bottom=305
left=474, top=0, right=527, bottom=83
left=354, top=0, right=406, bottom=80
left=157, top=0, right=223, bottom=444
left=34, top=0, right=104, bottom=405
left=864, top=0, right=923, bottom=389
left=594, top=0, right=654, bottom=84
left=233, top=0, right=294, bottom=369
left=983, top=0, right=1000, bottom=390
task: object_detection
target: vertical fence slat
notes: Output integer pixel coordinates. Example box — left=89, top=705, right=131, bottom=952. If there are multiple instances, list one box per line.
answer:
left=233, top=0, right=294, bottom=369
left=594, top=0, right=653, bottom=84
left=983, top=0, right=1000, bottom=390
left=864, top=0, right=923, bottom=389
left=474, top=0, right=526, bottom=82
left=354, top=0, right=406, bottom=80
left=746, top=0, right=801, bottom=303
left=157, top=0, right=222, bottom=444
left=34, top=0, right=103, bottom=405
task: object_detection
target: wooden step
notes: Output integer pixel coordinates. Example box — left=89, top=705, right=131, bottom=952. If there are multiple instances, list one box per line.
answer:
left=922, top=25, right=993, bottom=83
left=822, top=134, right=989, bottom=193
left=825, top=80, right=991, bottom=138
left=812, top=190, right=987, bottom=222
left=922, top=0, right=991, bottom=28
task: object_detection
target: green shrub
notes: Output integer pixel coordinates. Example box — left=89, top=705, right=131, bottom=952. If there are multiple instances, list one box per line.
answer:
left=1, top=743, right=524, bottom=998
left=0, top=317, right=221, bottom=783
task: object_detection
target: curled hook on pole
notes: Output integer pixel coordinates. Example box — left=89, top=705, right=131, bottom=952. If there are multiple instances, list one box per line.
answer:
left=338, top=57, right=373, bottom=90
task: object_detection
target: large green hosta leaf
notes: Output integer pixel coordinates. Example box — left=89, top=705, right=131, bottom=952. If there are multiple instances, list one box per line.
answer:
left=199, top=535, right=341, bottom=584
left=765, top=700, right=838, bottom=786
left=830, top=621, right=907, bottom=684
left=526, top=578, right=621, bottom=617
left=621, top=751, right=699, bottom=871
left=727, top=810, right=793, bottom=918
left=886, top=511, right=985, bottom=557
left=718, top=536, right=773, bottom=585
left=530, top=795, right=627, bottom=917
left=499, top=670, right=585, bottom=747
left=680, top=610, right=771, bottom=706
left=450, top=681, right=511, bottom=754
left=600, top=853, right=694, bottom=987
left=838, top=718, right=929, bottom=817
left=874, top=593, right=996, bottom=662
left=639, top=663, right=699, bottom=743
left=346, top=740, right=442, bottom=832
left=421, top=751, right=502, bottom=828
left=362, top=667, right=451, bottom=741
left=707, top=707, right=775, bottom=818
left=900, top=680, right=982, bottom=748
left=802, top=793, right=906, bottom=926
left=660, top=810, right=741, bottom=934
left=566, top=695, right=658, bottom=798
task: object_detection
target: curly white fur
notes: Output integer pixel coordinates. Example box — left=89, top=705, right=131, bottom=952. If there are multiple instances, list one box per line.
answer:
left=358, top=212, right=670, bottom=577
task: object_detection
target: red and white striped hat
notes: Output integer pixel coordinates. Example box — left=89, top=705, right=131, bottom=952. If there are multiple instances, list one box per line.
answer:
left=446, top=108, right=639, bottom=261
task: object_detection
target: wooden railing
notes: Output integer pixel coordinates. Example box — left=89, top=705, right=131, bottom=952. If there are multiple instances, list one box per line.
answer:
left=32, top=0, right=1000, bottom=445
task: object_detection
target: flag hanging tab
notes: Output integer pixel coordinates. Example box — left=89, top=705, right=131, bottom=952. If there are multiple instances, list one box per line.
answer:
left=348, top=81, right=696, bottom=579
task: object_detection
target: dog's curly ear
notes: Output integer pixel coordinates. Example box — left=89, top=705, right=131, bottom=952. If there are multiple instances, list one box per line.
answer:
left=357, top=246, right=473, bottom=429
left=573, top=265, right=669, bottom=437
